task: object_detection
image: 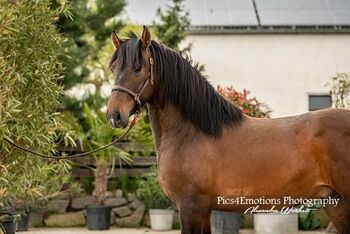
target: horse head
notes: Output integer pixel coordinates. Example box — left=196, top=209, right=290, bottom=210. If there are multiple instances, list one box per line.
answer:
left=106, top=26, right=155, bottom=128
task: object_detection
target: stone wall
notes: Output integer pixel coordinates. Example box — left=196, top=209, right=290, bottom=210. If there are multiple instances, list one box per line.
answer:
left=28, top=189, right=157, bottom=228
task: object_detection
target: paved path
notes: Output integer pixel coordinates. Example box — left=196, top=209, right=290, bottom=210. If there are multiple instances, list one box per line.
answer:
left=25, top=228, right=179, bottom=234
left=25, top=228, right=327, bottom=234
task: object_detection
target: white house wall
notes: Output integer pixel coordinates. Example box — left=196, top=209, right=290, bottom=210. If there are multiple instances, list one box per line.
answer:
left=184, top=34, right=350, bottom=117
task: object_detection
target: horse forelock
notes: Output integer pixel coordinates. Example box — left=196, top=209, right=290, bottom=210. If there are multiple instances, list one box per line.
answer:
left=110, top=32, right=243, bottom=137
left=109, top=32, right=143, bottom=70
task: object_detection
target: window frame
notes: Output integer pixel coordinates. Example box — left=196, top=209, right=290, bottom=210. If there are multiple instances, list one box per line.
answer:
left=308, top=93, right=332, bottom=111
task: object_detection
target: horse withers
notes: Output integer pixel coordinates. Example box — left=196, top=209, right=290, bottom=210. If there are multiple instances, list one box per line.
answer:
left=106, top=26, right=350, bottom=234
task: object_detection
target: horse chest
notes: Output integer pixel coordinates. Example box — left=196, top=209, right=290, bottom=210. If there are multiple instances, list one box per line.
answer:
left=156, top=150, right=180, bottom=203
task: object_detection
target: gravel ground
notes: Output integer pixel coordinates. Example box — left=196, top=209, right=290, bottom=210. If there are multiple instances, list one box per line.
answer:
left=24, top=228, right=178, bottom=234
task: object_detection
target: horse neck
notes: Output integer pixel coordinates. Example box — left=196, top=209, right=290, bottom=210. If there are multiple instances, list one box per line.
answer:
left=146, top=102, right=197, bottom=152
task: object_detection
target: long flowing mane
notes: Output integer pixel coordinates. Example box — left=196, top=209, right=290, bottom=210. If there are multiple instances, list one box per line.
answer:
left=110, top=33, right=243, bottom=137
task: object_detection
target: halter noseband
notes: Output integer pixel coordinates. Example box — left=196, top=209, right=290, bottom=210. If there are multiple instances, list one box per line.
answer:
left=111, top=57, right=154, bottom=112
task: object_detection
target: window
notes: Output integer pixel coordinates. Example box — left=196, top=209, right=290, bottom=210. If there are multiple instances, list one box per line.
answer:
left=308, top=95, right=331, bottom=111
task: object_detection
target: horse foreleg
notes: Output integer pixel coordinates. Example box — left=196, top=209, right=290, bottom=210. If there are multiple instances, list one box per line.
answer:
left=178, top=198, right=211, bottom=234
left=203, top=212, right=212, bottom=234
left=324, top=198, right=350, bottom=234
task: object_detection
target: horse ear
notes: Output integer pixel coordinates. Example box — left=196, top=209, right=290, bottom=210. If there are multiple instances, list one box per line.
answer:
left=112, top=31, right=121, bottom=49
left=141, top=25, right=151, bottom=49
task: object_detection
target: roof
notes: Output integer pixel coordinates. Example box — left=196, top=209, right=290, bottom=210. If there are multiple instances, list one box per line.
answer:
left=257, top=0, right=350, bottom=26
left=124, top=0, right=350, bottom=33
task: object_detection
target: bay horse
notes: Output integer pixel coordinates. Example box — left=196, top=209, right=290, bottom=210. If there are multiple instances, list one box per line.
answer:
left=106, top=26, right=350, bottom=233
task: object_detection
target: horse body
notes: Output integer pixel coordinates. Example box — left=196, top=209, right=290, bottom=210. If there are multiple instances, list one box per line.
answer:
left=149, top=103, right=350, bottom=231
left=107, top=27, right=350, bottom=233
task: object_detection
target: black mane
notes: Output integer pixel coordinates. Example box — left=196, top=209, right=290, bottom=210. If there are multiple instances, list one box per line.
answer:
left=110, top=33, right=243, bottom=137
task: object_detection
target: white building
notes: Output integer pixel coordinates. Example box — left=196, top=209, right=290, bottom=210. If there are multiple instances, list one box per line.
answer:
left=125, top=0, right=350, bottom=117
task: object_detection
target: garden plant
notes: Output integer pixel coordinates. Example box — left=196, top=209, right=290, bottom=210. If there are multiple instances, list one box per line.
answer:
left=0, top=0, right=77, bottom=230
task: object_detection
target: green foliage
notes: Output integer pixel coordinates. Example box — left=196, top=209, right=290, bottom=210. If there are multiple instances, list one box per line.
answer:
left=328, top=72, right=350, bottom=108
left=120, top=174, right=129, bottom=196
left=56, top=0, right=125, bottom=89
left=80, top=176, right=94, bottom=194
left=137, top=167, right=174, bottom=209
left=299, top=209, right=321, bottom=230
left=126, top=115, right=155, bottom=156
left=153, top=0, right=191, bottom=52
left=66, top=103, right=133, bottom=203
left=0, top=0, right=75, bottom=209
left=217, top=86, right=272, bottom=118
left=56, top=0, right=125, bottom=115
left=60, top=101, right=154, bottom=195
left=80, top=103, right=131, bottom=164
left=107, top=177, right=118, bottom=192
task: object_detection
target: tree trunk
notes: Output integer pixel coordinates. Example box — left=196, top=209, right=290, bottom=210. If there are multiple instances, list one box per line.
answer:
left=92, top=160, right=109, bottom=205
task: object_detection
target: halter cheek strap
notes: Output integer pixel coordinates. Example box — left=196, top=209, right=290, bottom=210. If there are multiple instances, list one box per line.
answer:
left=111, top=57, right=154, bottom=112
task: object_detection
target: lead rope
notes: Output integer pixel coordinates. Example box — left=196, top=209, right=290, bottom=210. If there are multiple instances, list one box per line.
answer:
left=3, top=112, right=142, bottom=161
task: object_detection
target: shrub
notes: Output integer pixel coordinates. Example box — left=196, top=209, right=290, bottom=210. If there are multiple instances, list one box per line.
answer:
left=328, top=72, right=350, bottom=108
left=217, top=86, right=272, bottom=118
left=0, top=0, right=74, bottom=210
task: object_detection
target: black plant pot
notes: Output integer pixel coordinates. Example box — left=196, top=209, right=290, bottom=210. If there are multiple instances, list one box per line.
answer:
left=85, top=205, right=112, bottom=230
left=17, top=211, right=30, bottom=232
left=1, top=216, right=17, bottom=234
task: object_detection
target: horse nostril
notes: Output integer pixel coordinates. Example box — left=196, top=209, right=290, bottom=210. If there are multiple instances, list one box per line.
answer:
left=114, top=111, right=120, bottom=121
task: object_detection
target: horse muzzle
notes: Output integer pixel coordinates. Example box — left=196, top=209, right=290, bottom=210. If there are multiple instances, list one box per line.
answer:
left=107, top=110, right=128, bottom=129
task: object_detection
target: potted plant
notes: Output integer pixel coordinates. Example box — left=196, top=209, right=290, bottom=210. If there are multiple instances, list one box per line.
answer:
left=16, top=205, right=30, bottom=232
left=78, top=104, right=131, bottom=230
left=137, top=167, right=175, bottom=231
left=0, top=210, right=18, bottom=234
left=0, top=157, right=76, bottom=232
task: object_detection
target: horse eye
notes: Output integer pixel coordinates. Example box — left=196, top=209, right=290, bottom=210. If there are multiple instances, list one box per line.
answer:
left=134, top=67, right=141, bottom=73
